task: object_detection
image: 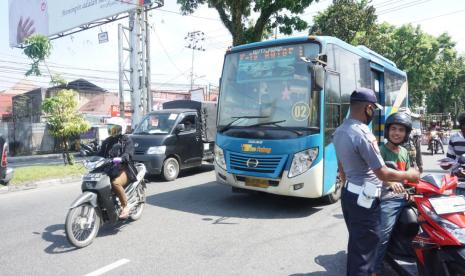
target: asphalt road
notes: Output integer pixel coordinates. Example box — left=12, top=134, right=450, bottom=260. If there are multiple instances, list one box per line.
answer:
left=0, top=147, right=446, bottom=276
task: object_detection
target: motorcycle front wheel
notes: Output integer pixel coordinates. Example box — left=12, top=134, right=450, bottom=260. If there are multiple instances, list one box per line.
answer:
left=130, top=183, right=146, bottom=221
left=65, top=203, right=101, bottom=248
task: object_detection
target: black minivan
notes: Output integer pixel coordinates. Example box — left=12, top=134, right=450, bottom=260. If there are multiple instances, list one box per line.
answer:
left=131, top=100, right=216, bottom=181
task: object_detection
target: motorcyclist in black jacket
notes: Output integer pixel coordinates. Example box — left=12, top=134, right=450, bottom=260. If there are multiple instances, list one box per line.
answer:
left=98, top=117, right=137, bottom=219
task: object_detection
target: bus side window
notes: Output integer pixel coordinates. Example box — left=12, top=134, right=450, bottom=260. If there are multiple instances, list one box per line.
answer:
left=325, top=72, right=341, bottom=146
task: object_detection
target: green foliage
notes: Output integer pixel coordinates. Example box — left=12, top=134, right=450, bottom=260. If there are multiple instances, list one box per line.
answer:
left=10, top=164, right=86, bottom=185
left=23, top=35, right=52, bottom=76
left=309, top=0, right=465, bottom=111
left=50, top=74, right=68, bottom=86
left=310, top=0, right=377, bottom=45
left=42, top=89, right=90, bottom=165
left=177, top=0, right=316, bottom=46
left=42, top=89, right=90, bottom=137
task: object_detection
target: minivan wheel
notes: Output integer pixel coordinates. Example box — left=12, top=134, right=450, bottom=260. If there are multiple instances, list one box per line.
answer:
left=162, top=157, right=179, bottom=181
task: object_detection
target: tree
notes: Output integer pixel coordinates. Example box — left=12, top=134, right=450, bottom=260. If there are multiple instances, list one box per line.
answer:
left=370, top=24, right=445, bottom=106
left=177, top=0, right=317, bottom=46
left=307, top=0, right=464, bottom=107
left=22, top=35, right=90, bottom=164
left=23, top=34, right=52, bottom=76
left=309, top=0, right=377, bottom=45
left=42, top=90, right=90, bottom=165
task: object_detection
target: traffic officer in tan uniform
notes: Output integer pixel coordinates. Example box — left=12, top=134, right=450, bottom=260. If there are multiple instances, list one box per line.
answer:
left=333, top=88, right=419, bottom=276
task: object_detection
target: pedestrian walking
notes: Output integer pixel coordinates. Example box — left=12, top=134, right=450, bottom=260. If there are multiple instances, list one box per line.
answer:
left=332, top=88, right=419, bottom=276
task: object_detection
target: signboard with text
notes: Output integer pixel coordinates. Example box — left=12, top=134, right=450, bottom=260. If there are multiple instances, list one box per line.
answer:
left=9, top=0, right=158, bottom=47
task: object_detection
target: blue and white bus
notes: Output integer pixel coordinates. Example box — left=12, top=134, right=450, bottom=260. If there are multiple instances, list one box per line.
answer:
left=214, top=36, right=408, bottom=202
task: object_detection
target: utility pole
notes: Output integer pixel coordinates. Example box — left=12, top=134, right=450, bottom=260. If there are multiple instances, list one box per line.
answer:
left=184, top=31, right=206, bottom=91
left=119, top=6, right=158, bottom=127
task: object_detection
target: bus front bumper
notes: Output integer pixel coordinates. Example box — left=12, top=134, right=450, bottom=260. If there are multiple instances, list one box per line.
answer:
left=214, top=161, right=325, bottom=198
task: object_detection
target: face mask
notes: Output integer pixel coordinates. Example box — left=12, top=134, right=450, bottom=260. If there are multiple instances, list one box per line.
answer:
left=365, top=107, right=374, bottom=125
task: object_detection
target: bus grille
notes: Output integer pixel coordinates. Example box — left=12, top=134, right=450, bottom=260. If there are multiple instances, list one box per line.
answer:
left=227, top=152, right=287, bottom=179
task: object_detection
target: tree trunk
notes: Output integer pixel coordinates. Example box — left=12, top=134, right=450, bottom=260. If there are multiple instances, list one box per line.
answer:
left=61, top=136, right=67, bottom=165
left=64, top=137, right=74, bottom=165
left=62, top=136, right=73, bottom=165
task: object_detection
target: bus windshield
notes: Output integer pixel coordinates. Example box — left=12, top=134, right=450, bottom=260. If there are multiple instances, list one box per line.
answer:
left=218, top=43, right=321, bottom=130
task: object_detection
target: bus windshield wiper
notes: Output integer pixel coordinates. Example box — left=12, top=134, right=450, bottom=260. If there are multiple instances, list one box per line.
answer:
left=219, top=116, right=269, bottom=132
left=245, top=120, right=303, bottom=136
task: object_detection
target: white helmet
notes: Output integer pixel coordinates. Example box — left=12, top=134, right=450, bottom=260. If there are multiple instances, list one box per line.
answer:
left=106, top=117, right=127, bottom=135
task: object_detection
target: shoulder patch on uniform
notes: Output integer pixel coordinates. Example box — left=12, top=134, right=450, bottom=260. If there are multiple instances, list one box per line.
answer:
left=358, top=124, right=371, bottom=134
left=371, top=140, right=380, bottom=154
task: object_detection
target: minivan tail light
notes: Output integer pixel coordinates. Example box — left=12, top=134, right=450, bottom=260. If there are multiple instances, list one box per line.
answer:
left=1, top=142, right=8, bottom=167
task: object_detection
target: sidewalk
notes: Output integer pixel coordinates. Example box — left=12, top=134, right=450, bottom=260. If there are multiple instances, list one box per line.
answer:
left=9, top=152, right=81, bottom=164
left=1, top=152, right=84, bottom=194
left=0, top=175, right=82, bottom=194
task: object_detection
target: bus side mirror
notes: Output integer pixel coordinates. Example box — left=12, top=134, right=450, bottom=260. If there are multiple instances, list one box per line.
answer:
left=310, top=64, right=324, bottom=91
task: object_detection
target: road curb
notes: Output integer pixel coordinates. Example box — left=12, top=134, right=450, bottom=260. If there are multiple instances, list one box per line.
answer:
left=0, top=176, right=82, bottom=194
left=10, top=152, right=81, bottom=164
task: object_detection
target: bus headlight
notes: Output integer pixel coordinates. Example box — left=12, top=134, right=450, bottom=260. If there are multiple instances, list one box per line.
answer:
left=215, top=145, right=226, bottom=170
left=288, top=148, right=318, bottom=178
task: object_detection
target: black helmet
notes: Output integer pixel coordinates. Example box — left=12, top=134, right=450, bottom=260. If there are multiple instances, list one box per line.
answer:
left=458, top=113, right=465, bottom=126
left=384, top=112, right=412, bottom=144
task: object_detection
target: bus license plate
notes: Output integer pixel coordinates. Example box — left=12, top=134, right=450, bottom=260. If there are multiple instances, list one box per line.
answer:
left=245, top=177, right=269, bottom=188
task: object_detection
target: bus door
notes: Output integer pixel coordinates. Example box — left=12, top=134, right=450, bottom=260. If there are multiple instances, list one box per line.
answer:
left=370, top=63, right=385, bottom=144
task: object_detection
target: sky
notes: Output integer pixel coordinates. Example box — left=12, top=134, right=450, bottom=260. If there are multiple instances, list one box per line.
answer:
left=1, top=0, right=465, bottom=95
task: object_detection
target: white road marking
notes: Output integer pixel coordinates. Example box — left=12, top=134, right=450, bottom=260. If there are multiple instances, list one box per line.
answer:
left=84, top=259, right=130, bottom=276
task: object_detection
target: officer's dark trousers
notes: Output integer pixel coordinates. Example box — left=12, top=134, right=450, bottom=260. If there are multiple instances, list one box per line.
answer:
left=341, top=187, right=381, bottom=275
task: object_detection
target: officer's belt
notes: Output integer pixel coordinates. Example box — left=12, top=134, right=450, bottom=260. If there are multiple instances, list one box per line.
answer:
left=344, top=181, right=363, bottom=195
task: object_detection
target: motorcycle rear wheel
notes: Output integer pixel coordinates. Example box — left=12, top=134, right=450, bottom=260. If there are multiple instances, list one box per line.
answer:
left=130, top=183, right=146, bottom=221
left=65, top=203, right=101, bottom=248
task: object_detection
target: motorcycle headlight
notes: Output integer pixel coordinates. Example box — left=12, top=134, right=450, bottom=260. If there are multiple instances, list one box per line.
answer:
left=422, top=204, right=465, bottom=244
left=147, top=146, right=166, bottom=155
left=84, top=161, right=95, bottom=170
left=214, top=144, right=226, bottom=170
left=288, top=148, right=319, bottom=178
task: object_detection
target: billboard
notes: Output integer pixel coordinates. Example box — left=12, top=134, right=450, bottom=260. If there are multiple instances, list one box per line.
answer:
left=9, top=0, right=155, bottom=47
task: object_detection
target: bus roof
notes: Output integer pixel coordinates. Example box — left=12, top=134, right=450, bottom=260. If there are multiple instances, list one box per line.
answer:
left=229, top=36, right=406, bottom=77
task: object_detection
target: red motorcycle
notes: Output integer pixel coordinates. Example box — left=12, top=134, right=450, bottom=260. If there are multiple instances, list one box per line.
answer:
left=385, top=163, right=465, bottom=275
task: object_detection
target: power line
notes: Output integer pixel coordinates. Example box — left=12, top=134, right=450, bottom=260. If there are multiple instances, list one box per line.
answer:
left=374, top=0, right=410, bottom=9
left=155, top=8, right=221, bottom=22
left=409, top=8, right=465, bottom=23
left=151, top=29, right=188, bottom=76
left=377, top=0, right=432, bottom=15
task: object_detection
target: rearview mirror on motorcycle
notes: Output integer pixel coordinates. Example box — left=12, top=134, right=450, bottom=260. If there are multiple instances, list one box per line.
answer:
left=385, top=161, right=398, bottom=170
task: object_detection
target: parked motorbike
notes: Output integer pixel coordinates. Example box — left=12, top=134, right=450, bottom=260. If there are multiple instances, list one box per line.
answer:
left=80, top=140, right=100, bottom=157
left=440, top=155, right=465, bottom=196
left=65, top=156, right=147, bottom=248
left=428, top=130, right=444, bottom=155
left=384, top=161, right=465, bottom=275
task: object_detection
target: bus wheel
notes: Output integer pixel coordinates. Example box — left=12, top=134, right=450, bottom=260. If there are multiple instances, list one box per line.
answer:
left=323, top=175, right=342, bottom=204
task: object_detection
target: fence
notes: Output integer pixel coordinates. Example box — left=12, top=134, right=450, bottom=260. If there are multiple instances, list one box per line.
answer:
left=0, top=122, right=57, bottom=156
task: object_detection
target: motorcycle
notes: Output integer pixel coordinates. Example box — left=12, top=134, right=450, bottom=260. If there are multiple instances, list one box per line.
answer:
left=440, top=155, right=465, bottom=196
left=384, top=161, right=465, bottom=276
left=65, top=156, right=147, bottom=248
left=428, top=130, right=444, bottom=155
left=80, top=140, right=100, bottom=157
